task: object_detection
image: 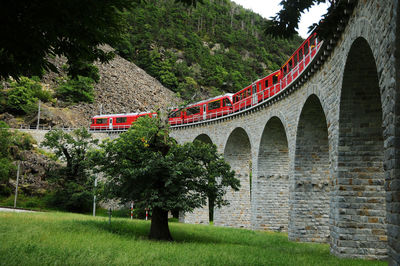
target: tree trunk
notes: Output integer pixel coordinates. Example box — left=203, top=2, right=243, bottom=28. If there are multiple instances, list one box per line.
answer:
left=149, top=207, right=172, bottom=241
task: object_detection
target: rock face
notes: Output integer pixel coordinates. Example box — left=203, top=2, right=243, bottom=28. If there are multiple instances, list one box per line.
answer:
left=9, top=150, right=55, bottom=196
left=71, top=47, right=180, bottom=127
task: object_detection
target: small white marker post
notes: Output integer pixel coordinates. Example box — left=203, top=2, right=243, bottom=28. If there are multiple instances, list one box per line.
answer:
left=93, top=178, right=98, bottom=217
left=130, top=201, right=134, bottom=220
left=13, top=162, right=20, bottom=209
left=36, top=100, right=41, bottom=130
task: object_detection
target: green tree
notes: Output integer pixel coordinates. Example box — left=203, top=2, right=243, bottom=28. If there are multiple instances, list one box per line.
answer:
left=41, top=128, right=98, bottom=212
left=91, top=115, right=239, bottom=241
left=0, top=122, right=14, bottom=195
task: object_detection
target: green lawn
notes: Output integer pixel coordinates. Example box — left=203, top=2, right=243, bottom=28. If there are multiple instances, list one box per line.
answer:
left=0, top=211, right=385, bottom=266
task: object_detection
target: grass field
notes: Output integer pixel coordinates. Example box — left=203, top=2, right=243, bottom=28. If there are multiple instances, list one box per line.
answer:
left=0, top=211, right=386, bottom=266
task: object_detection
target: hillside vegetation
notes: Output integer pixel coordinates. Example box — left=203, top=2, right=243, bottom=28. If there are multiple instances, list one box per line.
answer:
left=115, top=0, right=303, bottom=100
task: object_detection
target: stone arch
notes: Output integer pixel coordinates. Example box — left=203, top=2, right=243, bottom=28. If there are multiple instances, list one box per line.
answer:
left=253, top=116, right=290, bottom=232
left=193, top=133, right=213, bottom=144
left=214, top=127, right=252, bottom=228
left=290, top=94, right=330, bottom=243
left=332, top=37, right=386, bottom=259
left=193, top=133, right=214, bottom=222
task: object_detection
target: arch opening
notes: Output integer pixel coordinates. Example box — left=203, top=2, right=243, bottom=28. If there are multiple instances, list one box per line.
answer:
left=214, top=127, right=252, bottom=228
left=290, top=94, right=330, bottom=243
left=194, top=133, right=214, bottom=222
left=333, top=37, right=386, bottom=259
left=194, top=134, right=213, bottom=144
left=254, top=117, right=290, bottom=231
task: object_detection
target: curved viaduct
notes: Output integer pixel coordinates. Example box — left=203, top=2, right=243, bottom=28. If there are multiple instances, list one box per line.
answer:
left=170, top=0, right=400, bottom=262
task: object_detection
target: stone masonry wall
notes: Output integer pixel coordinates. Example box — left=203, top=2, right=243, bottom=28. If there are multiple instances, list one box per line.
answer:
left=253, top=117, right=289, bottom=232
left=290, top=95, right=330, bottom=243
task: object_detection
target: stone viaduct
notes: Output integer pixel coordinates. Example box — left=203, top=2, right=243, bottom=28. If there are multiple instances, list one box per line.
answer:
left=22, top=0, right=399, bottom=264
left=168, top=0, right=400, bottom=263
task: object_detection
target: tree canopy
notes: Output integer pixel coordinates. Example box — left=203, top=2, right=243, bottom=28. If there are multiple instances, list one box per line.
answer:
left=91, top=115, right=239, bottom=241
left=0, top=0, right=203, bottom=80
left=266, top=0, right=357, bottom=40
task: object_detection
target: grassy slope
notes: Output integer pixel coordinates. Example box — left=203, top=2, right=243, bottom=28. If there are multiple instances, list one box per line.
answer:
left=0, top=212, right=385, bottom=266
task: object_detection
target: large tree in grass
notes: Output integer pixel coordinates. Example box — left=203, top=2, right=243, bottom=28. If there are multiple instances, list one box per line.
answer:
left=91, top=115, right=239, bottom=241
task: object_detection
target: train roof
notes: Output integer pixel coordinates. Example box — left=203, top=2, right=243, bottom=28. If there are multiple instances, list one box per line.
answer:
left=92, top=111, right=154, bottom=118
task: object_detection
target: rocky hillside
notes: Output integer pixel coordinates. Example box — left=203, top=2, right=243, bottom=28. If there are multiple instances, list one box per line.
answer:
left=2, top=46, right=180, bottom=128
left=52, top=46, right=180, bottom=127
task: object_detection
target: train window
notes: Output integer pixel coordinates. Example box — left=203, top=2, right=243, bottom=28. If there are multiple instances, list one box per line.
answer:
left=294, top=54, right=298, bottom=66
left=208, top=100, right=221, bottom=110
left=299, top=48, right=303, bottom=60
left=265, top=79, right=269, bottom=88
left=223, top=98, right=232, bottom=107
left=258, top=82, right=262, bottom=91
left=116, top=117, right=127, bottom=123
left=304, top=43, right=309, bottom=55
left=246, top=88, right=251, bottom=96
left=310, top=36, right=316, bottom=47
left=187, top=106, right=200, bottom=115
left=273, top=75, right=278, bottom=85
left=170, top=110, right=181, bottom=118
left=96, top=118, right=107, bottom=124
left=91, top=119, right=95, bottom=124
left=289, top=59, right=293, bottom=70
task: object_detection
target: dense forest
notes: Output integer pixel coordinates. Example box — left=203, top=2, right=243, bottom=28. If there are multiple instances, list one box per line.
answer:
left=115, top=0, right=303, bottom=101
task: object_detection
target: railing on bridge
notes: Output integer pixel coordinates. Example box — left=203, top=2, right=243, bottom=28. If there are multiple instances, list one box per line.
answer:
left=171, top=42, right=322, bottom=127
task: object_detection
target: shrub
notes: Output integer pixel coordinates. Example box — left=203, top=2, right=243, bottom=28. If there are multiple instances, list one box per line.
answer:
left=6, top=76, right=53, bottom=114
left=55, top=76, right=95, bottom=104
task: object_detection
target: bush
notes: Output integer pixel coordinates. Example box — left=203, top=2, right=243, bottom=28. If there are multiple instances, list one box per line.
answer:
left=6, top=76, right=53, bottom=115
left=46, top=183, right=93, bottom=213
left=12, top=131, right=37, bottom=151
left=55, top=76, right=95, bottom=104
left=67, top=62, right=100, bottom=83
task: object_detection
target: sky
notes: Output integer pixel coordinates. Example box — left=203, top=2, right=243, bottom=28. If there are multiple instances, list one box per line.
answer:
left=231, top=0, right=330, bottom=38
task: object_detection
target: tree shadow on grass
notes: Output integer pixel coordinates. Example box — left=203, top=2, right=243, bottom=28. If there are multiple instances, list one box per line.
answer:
left=72, top=219, right=150, bottom=240
left=71, top=218, right=296, bottom=251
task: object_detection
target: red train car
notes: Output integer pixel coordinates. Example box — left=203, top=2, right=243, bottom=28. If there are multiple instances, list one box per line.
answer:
left=168, top=93, right=233, bottom=125
left=90, top=112, right=156, bottom=130
left=232, top=70, right=281, bottom=112
left=280, top=32, right=321, bottom=89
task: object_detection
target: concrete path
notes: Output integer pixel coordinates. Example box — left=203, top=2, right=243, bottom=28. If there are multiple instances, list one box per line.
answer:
left=0, top=207, right=36, bottom=213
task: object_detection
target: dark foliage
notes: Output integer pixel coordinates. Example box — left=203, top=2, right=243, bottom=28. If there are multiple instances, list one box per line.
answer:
left=0, top=0, right=199, bottom=80
left=266, top=0, right=358, bottom=40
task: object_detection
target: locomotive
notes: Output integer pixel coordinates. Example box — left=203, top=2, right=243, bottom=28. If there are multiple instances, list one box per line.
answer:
left=89, top=32, right=321, bottom=130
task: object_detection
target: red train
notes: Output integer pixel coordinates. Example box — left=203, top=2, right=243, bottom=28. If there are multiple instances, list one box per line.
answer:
left=90, top=112, right=156, bottom=130
left=169, top=93, right=233, bottom=125
left=89, top=32, right=322, bottom=130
